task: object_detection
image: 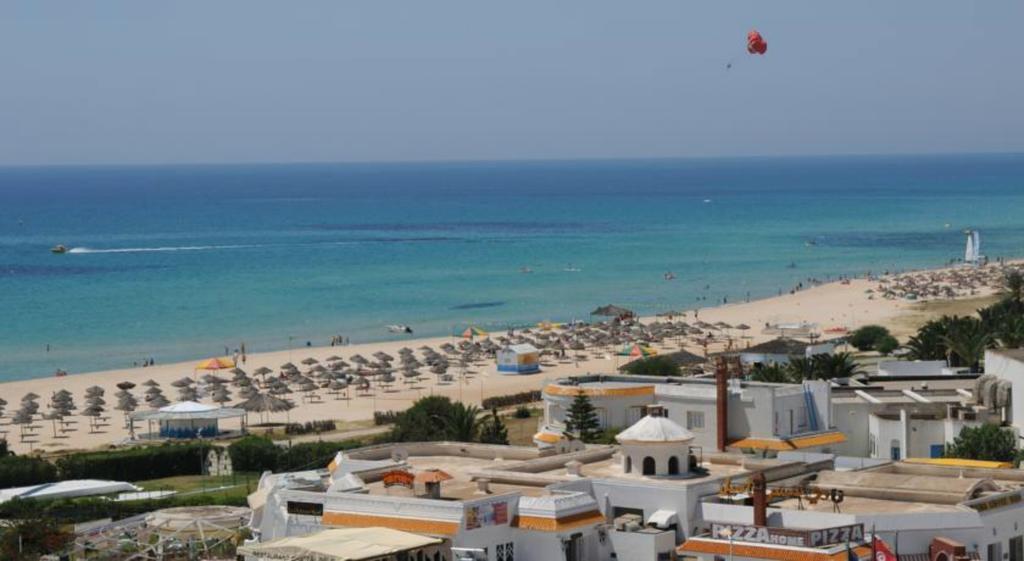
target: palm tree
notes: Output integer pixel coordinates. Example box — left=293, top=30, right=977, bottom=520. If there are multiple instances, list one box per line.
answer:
left=942, top=317, right=991, bottom=372
left=442, top=403, right=482, bottom=442
left=1003, top=271, right=1024, bottom=308
left=785, top=356, right=815, bottom=382
left=995, top=315, right=1024, bottom=349
left=907, top=316, right=955, bottom=361
left=807, top=352, right=863, bottom=380
left=478, top=408, right=510, bottom=445
left=749, top=364, right=791, bottom=384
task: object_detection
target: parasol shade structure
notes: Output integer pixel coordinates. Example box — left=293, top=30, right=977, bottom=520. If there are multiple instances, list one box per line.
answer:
left=461, top=326, right=488, bottom=339
left=590, top=305, right=635, bottom=318
left=196, top=357, right=236, bottom=370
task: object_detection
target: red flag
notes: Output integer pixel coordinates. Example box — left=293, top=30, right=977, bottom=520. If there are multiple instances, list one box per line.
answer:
left=874, top=537, right=898, bottom=561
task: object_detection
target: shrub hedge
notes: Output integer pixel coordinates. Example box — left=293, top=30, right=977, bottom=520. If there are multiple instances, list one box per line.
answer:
left=284, top=420, right=337, bottom=435
left=228, top=436, right=365, bottom=473
left=0, top=455, right=59, bottom=488
left=373, top=411, right=400, bottom=426
left=55, top=442, right=213, bottom=481
left=481, top=390, right=542, bottom=410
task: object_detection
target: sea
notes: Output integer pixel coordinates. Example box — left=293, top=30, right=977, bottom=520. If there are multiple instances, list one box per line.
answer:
left=1, top=153, right=1022, bottom=381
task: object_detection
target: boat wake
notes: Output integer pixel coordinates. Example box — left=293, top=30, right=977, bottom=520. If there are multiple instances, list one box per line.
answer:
left=67, top=244, right=255, bottom=254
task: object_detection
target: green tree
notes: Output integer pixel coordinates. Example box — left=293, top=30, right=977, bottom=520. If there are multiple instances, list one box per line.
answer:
left=478, top=409, right=510, bottom=445
left=227, top=435, right=281, bottom=472
left=564, top=391, right=601, bottom=443
left=749, top=364, right=791, bottom=383
left=0, top=518, right=73, bottom=561
left=849, top=325, right=892, bottom=351
left=875, top=335, right=900, bottom=356
left=444, top=403, right=482, bottom=442
left=390, top=396, right=460, bottom=442
left=944, top=424, right=1018, bottom=464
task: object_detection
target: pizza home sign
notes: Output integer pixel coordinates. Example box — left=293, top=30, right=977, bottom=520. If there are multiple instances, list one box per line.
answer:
left=710, top=523, right=864, bottom=548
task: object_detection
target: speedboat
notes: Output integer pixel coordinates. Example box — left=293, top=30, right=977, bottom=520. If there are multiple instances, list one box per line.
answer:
left=387, top=324, right=414, bottom=334
left=520, top=266, right=533, bottom=274
left=663, top=272, right=676, bottom=281
left=51, top=244, right=68, bottom=254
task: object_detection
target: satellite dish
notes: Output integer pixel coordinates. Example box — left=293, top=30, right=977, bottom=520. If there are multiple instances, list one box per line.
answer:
left=391, top=447, right=409, bottom=463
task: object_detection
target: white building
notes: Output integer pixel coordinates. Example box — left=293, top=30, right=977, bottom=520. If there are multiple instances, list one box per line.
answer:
left=829, top=377, right=991, bottom=460
left=496, top=344, right=541, bottom=375
left=535, top=374, right=842, bottom=455
left=877, top=360, right=968, bottom=377
left=732, top=338, right=836, bottom=367
left=981, top=349, right=1024, bottom=435
left=615, top=405, right=694, bottom=477
left=247, top=432, right=1024, bottom=561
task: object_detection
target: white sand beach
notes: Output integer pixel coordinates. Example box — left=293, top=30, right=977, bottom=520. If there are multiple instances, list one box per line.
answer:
left=0, top=263, right=1012, bottom=456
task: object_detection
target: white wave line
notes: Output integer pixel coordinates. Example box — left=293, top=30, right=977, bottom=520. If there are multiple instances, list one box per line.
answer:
left=67, top=244, right=256, bottom=254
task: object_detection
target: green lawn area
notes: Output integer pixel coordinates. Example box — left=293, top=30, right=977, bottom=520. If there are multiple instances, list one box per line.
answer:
left=503, top=408, right=541, bottom=446
left=133, top=472, right=259, bottom=500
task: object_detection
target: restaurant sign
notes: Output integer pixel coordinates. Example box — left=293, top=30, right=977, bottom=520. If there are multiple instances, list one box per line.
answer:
left=286, top=501, right=324, bottom=516
left=710, top=523, right=864, bottom=548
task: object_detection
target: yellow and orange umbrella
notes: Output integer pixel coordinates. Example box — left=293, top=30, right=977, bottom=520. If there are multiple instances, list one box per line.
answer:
left=617, top=344, right=657, bottom=358
left=195, top=357, right=236, bottom=370
left=461, top=326, right=488, bottom=339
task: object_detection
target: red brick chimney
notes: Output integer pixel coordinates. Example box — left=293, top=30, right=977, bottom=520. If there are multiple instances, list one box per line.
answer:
left=716, top=356, right=728, bottom=452
left=752, top=472, right=767, bottom=526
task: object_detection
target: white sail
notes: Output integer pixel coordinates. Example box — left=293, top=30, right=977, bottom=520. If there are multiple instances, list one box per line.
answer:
left=965, top=231, right=976, bottom=263
left=972, top=230, right=981, bottom=262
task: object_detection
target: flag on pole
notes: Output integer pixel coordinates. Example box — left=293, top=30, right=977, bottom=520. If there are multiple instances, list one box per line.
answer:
left=873, top=536, right=898, bottom=561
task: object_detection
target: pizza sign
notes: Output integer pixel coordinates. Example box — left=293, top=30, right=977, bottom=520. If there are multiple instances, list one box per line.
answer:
left=710, top=523, right=864, bottom=548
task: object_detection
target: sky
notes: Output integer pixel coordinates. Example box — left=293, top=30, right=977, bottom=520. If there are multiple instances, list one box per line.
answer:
left=1, top=1, right=1022, bottom=165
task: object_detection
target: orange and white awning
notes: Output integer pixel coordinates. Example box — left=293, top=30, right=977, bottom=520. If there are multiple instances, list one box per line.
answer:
left=729, top=431, right=846, bottom=452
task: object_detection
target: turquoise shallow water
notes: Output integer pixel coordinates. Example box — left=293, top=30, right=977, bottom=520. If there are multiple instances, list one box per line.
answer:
left=0, top=154, right=1022, bottom=380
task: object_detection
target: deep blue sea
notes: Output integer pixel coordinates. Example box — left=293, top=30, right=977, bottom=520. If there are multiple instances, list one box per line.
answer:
left=1, top=154, right=1022, bottom=380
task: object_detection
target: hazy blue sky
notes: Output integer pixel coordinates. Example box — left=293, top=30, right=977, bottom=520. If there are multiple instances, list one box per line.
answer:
left=2, top=1, right=1021, bottom=165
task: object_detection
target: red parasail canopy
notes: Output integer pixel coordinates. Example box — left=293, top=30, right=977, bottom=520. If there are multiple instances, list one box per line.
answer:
left=747, top=29, right=767, bottom=55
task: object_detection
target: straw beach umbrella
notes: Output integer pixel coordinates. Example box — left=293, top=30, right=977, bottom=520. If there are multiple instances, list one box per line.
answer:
left=211, top=386, right=232, bottom=407
left=235, top=393, right=294, bottom=424
left=328, top=379, right=349, bottom=400
left=178, top=386, right=199, bottom=402
left=114, top=390, right=138, bottom=429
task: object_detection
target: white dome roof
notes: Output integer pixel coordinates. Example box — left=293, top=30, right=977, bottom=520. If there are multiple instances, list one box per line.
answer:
left=616, top=414, right=694, bottom=443
left=160, top=400, right=217, bottom=413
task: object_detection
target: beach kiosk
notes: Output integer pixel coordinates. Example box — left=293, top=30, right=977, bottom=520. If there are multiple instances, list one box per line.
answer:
left=496, top=343, right=540, bottom=374
left=131, top=400, right=245, bottom=439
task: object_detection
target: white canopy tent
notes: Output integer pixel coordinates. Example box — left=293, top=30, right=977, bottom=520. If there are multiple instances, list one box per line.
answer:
left=0, top=479, right=140, bottom=504
left=130, top=400, right=245, bottom=438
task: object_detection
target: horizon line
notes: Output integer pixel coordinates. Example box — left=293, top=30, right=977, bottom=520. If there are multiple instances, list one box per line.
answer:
left=0, top=149, right=1021, bottom=171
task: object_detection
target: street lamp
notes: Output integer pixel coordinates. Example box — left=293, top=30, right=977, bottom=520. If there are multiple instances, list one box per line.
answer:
left=718, top=527, right=735, bottom=561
